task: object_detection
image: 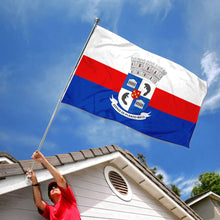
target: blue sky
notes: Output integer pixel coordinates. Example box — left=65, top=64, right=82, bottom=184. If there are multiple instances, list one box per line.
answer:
left=1, top=0, right=220, bottom=200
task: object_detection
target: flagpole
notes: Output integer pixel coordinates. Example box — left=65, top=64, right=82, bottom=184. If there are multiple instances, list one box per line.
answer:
left=27, top=18, right=100, bottom=178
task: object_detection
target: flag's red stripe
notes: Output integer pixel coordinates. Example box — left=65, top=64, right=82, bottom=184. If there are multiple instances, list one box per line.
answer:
left=76, top=55, right=200, bottom=123
left=149, top=88, right=200, bottom=123
left=75, top=55, right=126, bottom=92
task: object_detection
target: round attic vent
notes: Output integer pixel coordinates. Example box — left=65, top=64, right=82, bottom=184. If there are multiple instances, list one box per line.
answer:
left=104, top=166, right=132, bottom=201
left=109, top=170, right=128, bottom=195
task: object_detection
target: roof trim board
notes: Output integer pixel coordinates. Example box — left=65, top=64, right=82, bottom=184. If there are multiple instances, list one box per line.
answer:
left=187, top=191, right=220, bottom=206
left=0, top=151, right=121, bottom=195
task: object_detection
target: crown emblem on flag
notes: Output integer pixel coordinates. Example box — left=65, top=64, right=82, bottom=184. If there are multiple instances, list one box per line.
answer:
left=131, top=57, right=167, bottom=84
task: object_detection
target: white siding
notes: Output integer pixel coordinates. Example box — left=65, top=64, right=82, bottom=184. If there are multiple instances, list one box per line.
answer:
left=66, top=163, right=178, bottom=220
left=0, top=162, right=179, bottom=220
left=0, top=186, right=42, bottom=220
left=191, top=198, right=220, bottom=220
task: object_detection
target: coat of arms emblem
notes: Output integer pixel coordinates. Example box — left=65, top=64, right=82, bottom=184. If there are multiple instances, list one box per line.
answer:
left=110, top=57, right=167, bottom=120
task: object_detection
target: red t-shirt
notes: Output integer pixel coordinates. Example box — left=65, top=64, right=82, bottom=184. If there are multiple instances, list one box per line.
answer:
left=39, top=184, right=81, bottom=220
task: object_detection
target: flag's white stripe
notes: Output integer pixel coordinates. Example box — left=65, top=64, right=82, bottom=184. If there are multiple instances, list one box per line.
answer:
left=84, top=26, right=207, bottom=106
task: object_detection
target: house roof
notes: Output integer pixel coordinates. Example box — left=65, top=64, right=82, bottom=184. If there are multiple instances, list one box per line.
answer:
left=185, top=190, right=220, bottom=206
left=0, top=151, right=19, bottom=164
left=0, top=145, right=202, bottom=220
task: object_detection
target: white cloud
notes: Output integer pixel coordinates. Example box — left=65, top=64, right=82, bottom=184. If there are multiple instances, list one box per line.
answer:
left=177, top=169, right=220, bottom=198
left=178, top=178, right=197, bottom=197
left=76, top=0, right=123, bottom=24
left=180, top=1, right=220, bottom=114
left=136, top=0, right=172, bottom=19
left=0, top=0, right=173, bottom=32
left=0, top=0, right=123, bottom=28
left=173, top=176, right=184, bottom=185
left=0, top=129, right=57, bottom=151
left=0, top=0, right=32, bottom=26
left=185, top=1, right=220, bottom=48
left=200, top=51, right=220, bottom=113
left=153, top=167, right=220, bottom=199
left=155, top=167, right=171, bottom=185
left=202, top=90, right=220, bottom=112
left=71, top=113, right=151, bottom=148
left=153, top=167, right=198, bottom=198
left=201, top=51, right=220, bottom=86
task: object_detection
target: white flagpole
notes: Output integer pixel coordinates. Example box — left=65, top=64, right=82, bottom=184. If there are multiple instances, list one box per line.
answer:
left=27, top=18, right=100, bottom=177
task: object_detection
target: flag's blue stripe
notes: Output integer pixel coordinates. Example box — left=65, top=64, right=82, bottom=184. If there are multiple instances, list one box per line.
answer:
left=62, top=75, right=195, bottom=147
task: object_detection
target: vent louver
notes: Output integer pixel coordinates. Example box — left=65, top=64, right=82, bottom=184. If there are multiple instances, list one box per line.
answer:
left=109, top=171, right=128, bottom=195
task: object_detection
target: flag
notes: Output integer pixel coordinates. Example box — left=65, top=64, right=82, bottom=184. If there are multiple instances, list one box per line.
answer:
left=62, top=25, right=207, bottom=147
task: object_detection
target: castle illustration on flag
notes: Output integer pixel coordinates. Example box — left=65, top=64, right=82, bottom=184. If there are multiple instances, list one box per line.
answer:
left=110, top=57, right=167, bottom=120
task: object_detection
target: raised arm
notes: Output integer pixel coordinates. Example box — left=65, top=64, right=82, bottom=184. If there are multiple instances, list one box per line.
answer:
left=31, top=151, right=67, bottom=189
left=26, top=169, right=46, bottom=212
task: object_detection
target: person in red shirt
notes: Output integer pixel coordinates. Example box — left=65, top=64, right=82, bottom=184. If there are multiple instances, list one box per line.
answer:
left=27, top=151, right=81, bottom=220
